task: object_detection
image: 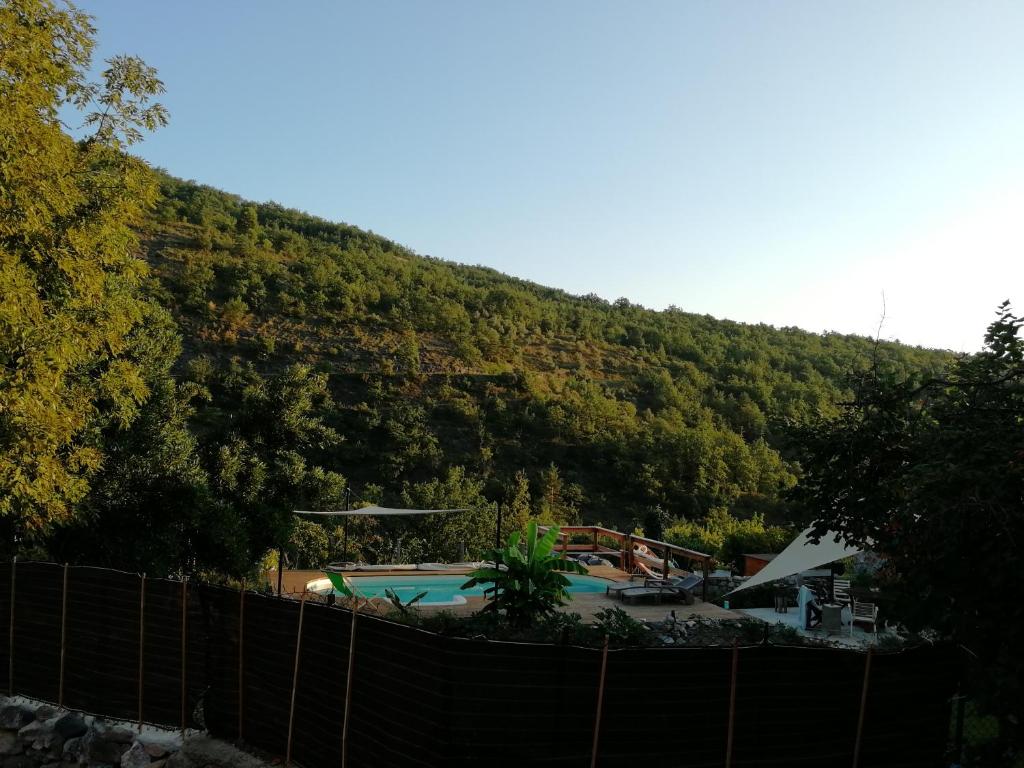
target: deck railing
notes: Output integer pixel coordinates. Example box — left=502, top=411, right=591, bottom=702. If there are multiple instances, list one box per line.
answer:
left=540, top=525, right=713, bottom=602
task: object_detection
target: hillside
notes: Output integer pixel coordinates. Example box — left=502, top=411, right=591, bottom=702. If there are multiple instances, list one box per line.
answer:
left=134, top=173, right=950, bottom=532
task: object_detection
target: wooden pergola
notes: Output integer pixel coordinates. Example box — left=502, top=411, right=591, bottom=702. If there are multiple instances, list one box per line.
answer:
left=539, top=525, right=713, bottom=603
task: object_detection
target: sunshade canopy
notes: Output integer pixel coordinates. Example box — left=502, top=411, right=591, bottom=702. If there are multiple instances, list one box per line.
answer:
left=727, top=526, right=863, bottom=594
left=293, top=505, right=469, bottom=516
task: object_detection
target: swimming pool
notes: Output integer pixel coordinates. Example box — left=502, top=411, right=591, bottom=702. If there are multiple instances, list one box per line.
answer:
left=340, top=573, right=611, bottom=606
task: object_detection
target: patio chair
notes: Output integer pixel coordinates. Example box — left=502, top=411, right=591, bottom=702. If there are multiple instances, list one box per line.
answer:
left=832, top=578, right=851, bottom=607
left=850, top=598, right=878, bottom=636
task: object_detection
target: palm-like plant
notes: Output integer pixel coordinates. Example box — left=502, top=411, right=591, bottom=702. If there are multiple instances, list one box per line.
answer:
left=461, top=522, right=588, bottom=628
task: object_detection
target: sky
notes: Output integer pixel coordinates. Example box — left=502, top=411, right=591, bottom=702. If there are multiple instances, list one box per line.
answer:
left=81, top=1, right=1024, bottom=351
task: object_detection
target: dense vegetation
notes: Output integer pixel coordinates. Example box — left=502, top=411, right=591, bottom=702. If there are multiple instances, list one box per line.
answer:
left=2, top=0, right=953, bottom=579
left=116, top=171, right=948, bottom=567
left=793, top=304, right=1024, bottom=754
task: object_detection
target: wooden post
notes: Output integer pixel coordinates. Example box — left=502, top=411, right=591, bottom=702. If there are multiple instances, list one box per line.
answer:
left=58, top=563, right=69, bottom=707
left=852, top=648, right=873, bottom=768
left=662, top=547, right=670, bottom=580
left=592, top=528, right=598, bottom=553
left=341, top=605, right=359, bottom=768
left=285, top=592, right=307, bottom=767
left=725, top=643, right=739, bottom=768
left=237, top=583, right=245, bottom=741
left=589, top=636, right=610, bottom=768
left=702, top=557, right=710, bottom=602
left=8, top=557, right=15, bottom=696
left=180, top=578, right=188, bottom=737
left=277, top=548, right=285, bottom=597
left=138, top=574, right=146, bottom=731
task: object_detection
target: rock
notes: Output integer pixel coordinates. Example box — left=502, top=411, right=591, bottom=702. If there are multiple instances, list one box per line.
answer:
left=83, top=731, right=128, bottom=765
left=0, top=732, right=22, bottom=756
left=660, top=635, right=675, bottom=645
left=35, top=707, right=56, bottom=723
left=0, top=709, right=34, bottom=731
left=143, top=744, right=168, bottom=759
left=93, top=725, right=134, bottom=746
left=54, top=716, right=88, bottom=741
left=36, top=730, right=66, bottom=758
left=62, top=737, right=82, bottom=761
left=120, top=742, right=148, bottom=768
left=174, top=736, right=266, bottom=768
left=18, top=720, right=49, bottom=744
left=148, top=761, right=165, bottom=768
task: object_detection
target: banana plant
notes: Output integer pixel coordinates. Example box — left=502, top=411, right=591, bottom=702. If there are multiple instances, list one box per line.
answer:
left=461, top=521, right=588, bottom=628
left=384, top=587, right=428, bottom=615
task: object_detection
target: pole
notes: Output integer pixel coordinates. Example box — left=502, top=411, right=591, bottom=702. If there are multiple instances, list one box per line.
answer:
left=725, top=642, right=739, bottom=768
left=342, top=486, right=351, bottom=559
left=180, top=578, right=188, bottom=737
left=138, top=573, right=146, bottom=731
left=58, top=563, right=69, bottom=707
left=702, top=557, right=710, bottom=603
left=589, top=636, right=610, bottom=768
left=238, top=583, right=246, bottom=741
left=277, top=547, right=285, bottom=597
left=341, top=605, right=359, bottom=768
left=8, top=557, right=15, bottom=696
left=662, top=547, right=670, bottom=580
left=285, top=592, right=307, bottom=768
left=852, top=648, right=873, bottom=768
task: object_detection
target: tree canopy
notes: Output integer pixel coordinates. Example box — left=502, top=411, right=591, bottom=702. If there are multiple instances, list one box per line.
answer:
left=791, top=302, right=1024, bottom=738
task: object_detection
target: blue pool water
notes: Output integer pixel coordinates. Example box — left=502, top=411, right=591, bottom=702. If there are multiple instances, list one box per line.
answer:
left=340, top=573, right=610, bottom=606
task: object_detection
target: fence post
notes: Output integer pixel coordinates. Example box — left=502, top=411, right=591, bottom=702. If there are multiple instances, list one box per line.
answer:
left=852, top=648, right=873, bottom=768
left=238, top=583, right=245, bottom=742
left=589, top=636, right=610, bottom=768
left=8, top=557, right=15, bottom=696
left=725, top=642, right=739, bottom=768
left=952, top=693, right=965, bottom=766
left=58, top=563, right=69, bottom=707
left=286, top=592, right=307, bottom=768
left=138, top=574, right=146, bottom=731
left=341, top=604, right=359, bottom=768
left=180, top=578, right=188, bottom=737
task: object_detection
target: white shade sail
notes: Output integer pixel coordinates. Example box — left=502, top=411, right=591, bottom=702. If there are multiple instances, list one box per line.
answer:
left=293, top=506, right=468, bottom=517
left=727, top=526, right=863, bottom=594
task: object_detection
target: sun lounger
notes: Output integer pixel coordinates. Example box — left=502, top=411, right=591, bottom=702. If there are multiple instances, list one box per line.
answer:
left=620, top=587, right=665, bottom=605
left=606, top=581, right=639, bottom=598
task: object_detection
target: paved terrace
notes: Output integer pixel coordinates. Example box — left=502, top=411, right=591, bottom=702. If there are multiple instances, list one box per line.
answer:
left=267, top=565, right=742, bottom=623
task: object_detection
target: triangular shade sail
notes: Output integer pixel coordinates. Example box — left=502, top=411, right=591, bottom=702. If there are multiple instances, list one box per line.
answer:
left=727, top=526, right=862, bottom=594
left=293, top=506, right=468, bottom=516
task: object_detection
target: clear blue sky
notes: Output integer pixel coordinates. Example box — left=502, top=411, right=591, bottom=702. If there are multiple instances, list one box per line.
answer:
left=83, top=1, right=1023, bottom=351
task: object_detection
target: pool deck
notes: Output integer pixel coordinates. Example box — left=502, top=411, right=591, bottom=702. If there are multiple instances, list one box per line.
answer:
left=268, top=566, right=742, bottom=623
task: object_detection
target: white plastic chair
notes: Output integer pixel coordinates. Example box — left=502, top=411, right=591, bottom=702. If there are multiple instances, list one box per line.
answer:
left=850, top=598, right=878, bottom=636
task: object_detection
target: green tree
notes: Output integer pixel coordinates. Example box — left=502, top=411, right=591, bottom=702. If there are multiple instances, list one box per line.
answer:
left=1, top=0, right=168, bottom=536
left=791, top=303, right=1024, bottom=747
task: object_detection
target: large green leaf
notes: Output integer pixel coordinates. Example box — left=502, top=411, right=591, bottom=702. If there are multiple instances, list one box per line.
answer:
left=323, top=571, right=353, bottom=597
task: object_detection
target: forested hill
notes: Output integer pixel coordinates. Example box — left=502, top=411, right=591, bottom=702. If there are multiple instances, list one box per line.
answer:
left=138, top=173, right=949, bottom=531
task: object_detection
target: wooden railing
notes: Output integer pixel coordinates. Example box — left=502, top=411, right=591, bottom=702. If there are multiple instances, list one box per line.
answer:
left=540, top=525, right=712, bottom=602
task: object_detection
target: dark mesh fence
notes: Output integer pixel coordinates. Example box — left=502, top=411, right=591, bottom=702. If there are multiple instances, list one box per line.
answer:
left=2, top=560, right=961, bottom=768
left=63, top=565, right=142, bottom=720
left=11, top=562, right=62, bottom=703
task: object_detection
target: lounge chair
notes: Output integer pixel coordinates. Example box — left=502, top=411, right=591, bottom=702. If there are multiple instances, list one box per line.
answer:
left=643, top=574, right=703, bottom=605
left=620, top=587, right=665, bottom=605
left=606, top=581, right=640, bottom=599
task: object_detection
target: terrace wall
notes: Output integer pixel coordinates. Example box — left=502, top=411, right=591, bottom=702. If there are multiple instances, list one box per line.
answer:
left=0, top=561, right=957, bottom=768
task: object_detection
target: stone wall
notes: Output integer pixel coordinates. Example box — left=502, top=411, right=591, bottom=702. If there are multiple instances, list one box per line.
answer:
left=0, top=700, right=262, bottom=768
